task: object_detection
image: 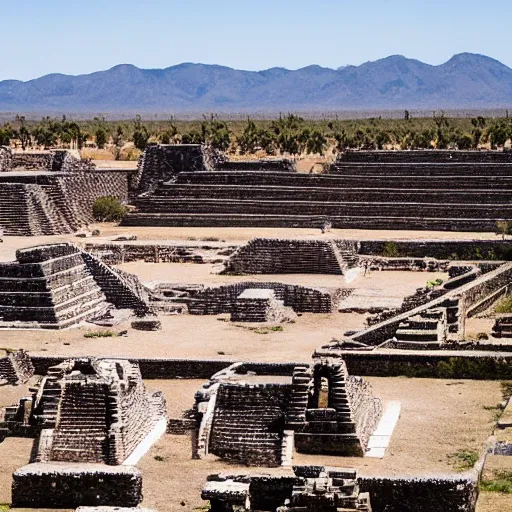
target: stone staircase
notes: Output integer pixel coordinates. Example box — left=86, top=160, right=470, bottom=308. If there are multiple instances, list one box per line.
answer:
left=209, top=384, right=285, bottom=466
left=122, top=148, right=512, bottom=232
left=50, top=381, right=109, bottom=463
left=394, top=307, right=448, bottom=348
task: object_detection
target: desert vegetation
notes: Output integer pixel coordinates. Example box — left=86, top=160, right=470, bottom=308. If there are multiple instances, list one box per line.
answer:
left=1, top=112, right=512, bottom=159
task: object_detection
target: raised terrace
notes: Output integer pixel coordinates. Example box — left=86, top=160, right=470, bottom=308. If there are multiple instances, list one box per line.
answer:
left=122, top=145, right=512, bottom=232
left=0, top=147, right=130, bottom=236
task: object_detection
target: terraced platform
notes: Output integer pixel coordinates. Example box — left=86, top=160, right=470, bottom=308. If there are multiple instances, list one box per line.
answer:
left=122, top=147, right=512, bottom=232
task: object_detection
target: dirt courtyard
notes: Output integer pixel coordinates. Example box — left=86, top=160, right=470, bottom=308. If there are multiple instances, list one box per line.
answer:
left=136, top=377, right=502, bottom=511
left=0, top=376, right=499, bottom=509
left=0, top=224, right=504, bottom=263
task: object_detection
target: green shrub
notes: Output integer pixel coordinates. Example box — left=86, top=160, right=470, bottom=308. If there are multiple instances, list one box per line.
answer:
left=447, top=449, right=479, bottom=471
left=496, top=297, right=512, bottom=314
left=382, top=242, right=400, bottom=257
left=84, top=330, right=118, bottom=339
left=480, top=470, right=512, bottom=493
left=92, top=196, right=127, bottom=222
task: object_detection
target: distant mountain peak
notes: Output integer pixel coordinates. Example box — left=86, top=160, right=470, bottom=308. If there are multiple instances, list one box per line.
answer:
left=0, top=53, right=511, bottom=113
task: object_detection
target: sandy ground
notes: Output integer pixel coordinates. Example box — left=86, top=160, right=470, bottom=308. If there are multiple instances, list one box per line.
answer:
left=136, top=377, right=501, bottom=511
left=0, top=313, right=365, bottom=362
left=0, top=224, right=505, bottom=262
left=118, top=261, right=444, bottom=289
left=477, top=455, right=512, bottom=512
left=92, top=160, right=138, bottom=169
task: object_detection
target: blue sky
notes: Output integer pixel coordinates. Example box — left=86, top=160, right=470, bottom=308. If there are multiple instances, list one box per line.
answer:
left=3, top=0, right=511, bottom=81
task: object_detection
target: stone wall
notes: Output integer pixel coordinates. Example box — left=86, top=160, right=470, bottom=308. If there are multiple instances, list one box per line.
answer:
left=134, top=144, right=219, bottom=195
left=358, top=239, right=512, bottom=260
left=12, top=463, right=142, bottom=508
left=222, top=238, right=354, bottom=275
left=217, top=159, right=296, bottom=172
left=29, top=352, right=512, bottom=381
left=0, top=145, right=12, bottom=170
left=203, top=467, right=476, bottom=512
left=358, top=474, right=478, bottom=512
left=11, top=151, right=54, bottom=170
left=84, top=241, right=238, bottom=265
left=337, top=149, right=512, bottom=163
left=185, top=281, right=346, bottom=315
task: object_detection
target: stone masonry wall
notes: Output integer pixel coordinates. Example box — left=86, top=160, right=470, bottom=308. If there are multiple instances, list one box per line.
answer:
left=188, top=281, right=344, bottom=314
left=12, top=463, right=142, bottom=508
left=222, top=239, right=347, bottom=275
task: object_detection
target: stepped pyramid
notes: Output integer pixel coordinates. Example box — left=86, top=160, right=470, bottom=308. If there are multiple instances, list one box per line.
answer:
left=287, top=356, right=382, bottom=456
left=15, top=357, right=166, bottom=465
left=0, top=243, right=150, bottom=329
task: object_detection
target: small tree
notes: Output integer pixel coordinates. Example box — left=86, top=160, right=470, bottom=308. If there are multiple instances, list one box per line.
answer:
left=14, top=116, right=31, bottom=150
left=306, top=130, right=327, bottom=155
left=132, top=115, right=150, bottom=151
left=496, top=220, right=512, bottom=240
left=92, top=196, right=127, bottom=222
left=95, top=128, right=107, bottom=149
left=0, top=124, right=14, bottom=146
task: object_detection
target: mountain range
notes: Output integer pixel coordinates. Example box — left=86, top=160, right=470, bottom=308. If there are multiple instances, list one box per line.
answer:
left=0, top=53, right=511, bottom=113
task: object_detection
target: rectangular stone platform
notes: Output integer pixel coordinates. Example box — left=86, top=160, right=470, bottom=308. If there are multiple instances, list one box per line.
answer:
left=12, top=463, right=142, bottom=508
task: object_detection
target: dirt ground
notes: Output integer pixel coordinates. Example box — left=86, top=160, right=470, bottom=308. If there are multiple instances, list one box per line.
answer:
left=477, top=455, right=512, bottom=512
left=0, top=225, right=504, bottom=262
left=0, top=313, right=365, bottom=362
left=136, top=377, right=501, bottom=511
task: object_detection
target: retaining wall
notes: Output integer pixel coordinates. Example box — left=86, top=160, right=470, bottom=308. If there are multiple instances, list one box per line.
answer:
left=29, top=354, right=512, bottom=380
left=11, top=463, right=142, bottom=508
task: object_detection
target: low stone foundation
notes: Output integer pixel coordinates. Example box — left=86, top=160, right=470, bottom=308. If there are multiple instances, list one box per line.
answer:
left=12, top=463, right=142, bottom=508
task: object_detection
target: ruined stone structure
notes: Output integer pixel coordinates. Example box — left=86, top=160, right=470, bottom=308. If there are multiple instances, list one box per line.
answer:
left=326, top=259, right=512, bottom=349
left=0, top=349, right=34, bottom=385
left=25, top=357, right=166, bottom=464
left=222, top=239, right=359, bottom=275
left=0, top=147, right=96, bottom=173
left=288, top=357, right=382, bottom=456
left=492, top=314, right=512, bottom=338
left=133, top=143, right=221, bottom=195
left=202, top=467, right=371, bottom=512
left=4, top=357, right=165, bottom=508
left=123, top=146, right=512, bottom=231
left=156, top=281, right=349, bottom=315
left=0, top=147, right=129, bottom=235
left=231, top=289, right=296, bottom=323
left=194, top=356, right=381, bottom=466
left=0, top=243, right=150, bottom=328
left=12, top=463, right=143, bottom=508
